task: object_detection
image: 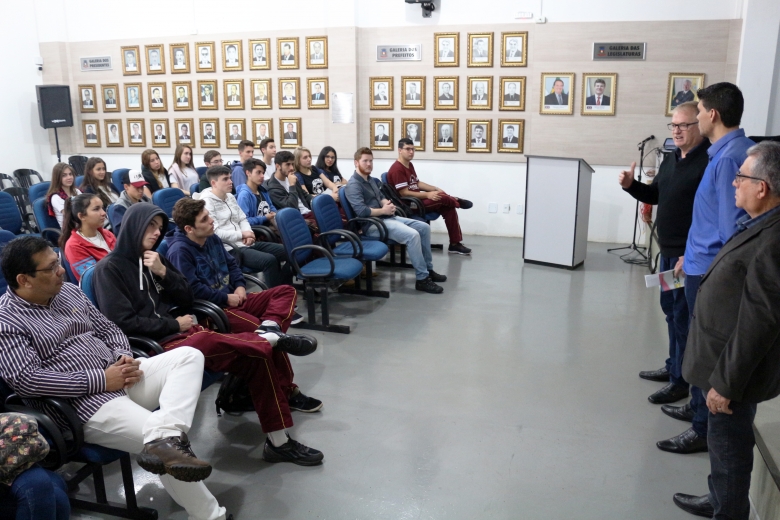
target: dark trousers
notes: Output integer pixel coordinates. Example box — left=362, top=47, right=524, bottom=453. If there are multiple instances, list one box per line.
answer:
left=240, top=241, right=292, bottom=287
left=685, top=273, right=708, bottom=436
left=162, top=286, right=298, bottom=433
left=423, top=194, right=463, bottom=244
left=0, top=466, right=70, bottom=520
left=707, top=400, right=757, bottom=520
left=659, top=255, right=690, bottom=386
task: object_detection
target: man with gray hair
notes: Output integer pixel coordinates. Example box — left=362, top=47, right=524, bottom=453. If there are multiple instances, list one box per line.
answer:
left=673, top=140, right=780, bottom=519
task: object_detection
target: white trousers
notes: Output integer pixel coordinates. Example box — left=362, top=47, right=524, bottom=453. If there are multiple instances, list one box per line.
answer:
left=83, top=347, right=226, bottom=520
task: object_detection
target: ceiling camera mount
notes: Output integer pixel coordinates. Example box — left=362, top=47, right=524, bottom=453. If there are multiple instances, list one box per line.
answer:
left=405, top=0, right=435, bottom=18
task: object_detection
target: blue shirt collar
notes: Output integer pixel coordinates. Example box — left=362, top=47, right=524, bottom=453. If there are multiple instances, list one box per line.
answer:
left=707, top=128, right=746, bottom=160
left=736, top=204, right=780, bottom=233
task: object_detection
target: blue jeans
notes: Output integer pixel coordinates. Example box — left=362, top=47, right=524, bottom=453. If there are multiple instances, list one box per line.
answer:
left=707, top=400, right=757, bottom=520
left=659, top=255, right=689, bottom=386
left=0, top=466, right=70, bottom=520
left=685, top=273, right=708, bottom=437
left=368, top=216, right=433, bottom=280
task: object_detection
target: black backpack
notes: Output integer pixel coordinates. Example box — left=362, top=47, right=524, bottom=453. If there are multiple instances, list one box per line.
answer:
left=214, top=374, right=255, bottom=416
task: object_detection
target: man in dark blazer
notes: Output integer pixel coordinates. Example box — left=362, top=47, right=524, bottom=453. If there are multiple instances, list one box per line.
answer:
left=438, top=83, right=454, bottom=101
left=310, top=83, right=325, bottom=101
left=201, top=85, right=214, bottom=103
left=283, top=123, right=297, bottom=141
left=502, top=126, right=518, bottom=144
left=83, top=91, right=94, bottom=107
left=105, top=90, right=117, bottom=105
left=86, top=125, right=97, bottom=140
left=672, top=80, right=695, bottom=107
left=406, top=84, right=420, bottom=101
left=374, top=84, right=389, bottom=103
left=503, top=82, right=520, bottom=103
left=544, top=79, right=568, bottom=106
left=585, top=79, right=611, bottom=106
left=673, top=141, right=780, bottom=520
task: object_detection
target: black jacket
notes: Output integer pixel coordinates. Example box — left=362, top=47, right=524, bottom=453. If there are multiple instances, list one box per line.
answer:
left=264, top=175, right=312, bottom=212
left=682, top=208, right=780, bottom=403
left=93, top=203, right=194, bottom=341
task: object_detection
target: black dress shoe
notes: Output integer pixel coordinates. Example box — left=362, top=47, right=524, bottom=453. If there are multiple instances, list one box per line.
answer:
left=662, top=403, right=695, bottom=422
left=648, top=382, right=689, bottom=404
left=657, top=427, right=708, bottom=454
left=639, top=367, right=670, bottom=382
left=673, top=493, right=714, bottom=518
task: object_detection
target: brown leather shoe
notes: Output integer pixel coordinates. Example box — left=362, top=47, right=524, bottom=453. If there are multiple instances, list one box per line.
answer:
left=137, top=433, right=212, bottom=482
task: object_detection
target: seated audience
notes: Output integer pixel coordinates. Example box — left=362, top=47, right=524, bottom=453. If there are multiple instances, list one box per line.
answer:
left=112, top=170, right=151, bottom=231
left=79, top=156, right=120, bottom=218
left=0, top=461, right=70, bottom=520
left=61, top=193, right=115, bottom=281
left=92, top=204, right=323, bottom=466
left=199, top=150, right=224, bottom=192
left=236, top=158, right=277, bottom=227
left=388, top=138, right=473, bottom=255
left=168, top=145, right=199, bottom=195
left=140, top=148, right=171, bottom=197
left=295, top=147, right=342, bottom=203
left=265, top=151, right=315, bottom=222
left=0, top=236, right=228, bottom=520
left=201, top=166, right=291, bottom=287
left=315, top=145, right=347, bottom=188
left=259, top=138, right=277, bottom=181
left=345, top=147, right=446, bottom=294
left=45, top=163, right=81, bottom=227
left=230, top=140, right=256, bottom=189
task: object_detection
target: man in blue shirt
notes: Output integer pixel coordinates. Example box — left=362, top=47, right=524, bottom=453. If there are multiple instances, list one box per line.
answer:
left=657, top=82, right=754, bottom=455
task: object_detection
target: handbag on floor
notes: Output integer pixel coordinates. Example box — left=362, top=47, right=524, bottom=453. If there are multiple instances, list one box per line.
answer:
left=214, top=375, right=255, bottom=416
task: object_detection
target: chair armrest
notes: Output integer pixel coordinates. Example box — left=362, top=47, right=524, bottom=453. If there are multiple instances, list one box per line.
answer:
left=318, top=229, right=363, bottom=258
left=289, top=244, right=335, bottom=279
left=2, top=401, right=70, bottom=469
left=6, top=394, right=84, bottom=460
left=131, top=347, right=150, bottom=359
left=251, top=225, right=277, bottom=243
left=346, top=217, right=388, bottom=242
left=401, top=196, right=425, bottom=216
left=192, top=300, right=230, bottom=333
left=243, top=274, right=268, bottom=291
left=128, top=336, right=165, bottom=355
left=40, top=228, right=62, bottom=246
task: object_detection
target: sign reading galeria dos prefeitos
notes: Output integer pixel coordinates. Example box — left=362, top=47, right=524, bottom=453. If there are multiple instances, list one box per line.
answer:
left=376, top=45, right=422, bottom=62
left=592, top=43, right=646, bottom=60
left=80, top=56, right=112, bottom=71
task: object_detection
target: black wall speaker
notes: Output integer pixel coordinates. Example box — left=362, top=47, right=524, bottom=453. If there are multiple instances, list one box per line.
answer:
left=36, top=85, right=73, bottom=129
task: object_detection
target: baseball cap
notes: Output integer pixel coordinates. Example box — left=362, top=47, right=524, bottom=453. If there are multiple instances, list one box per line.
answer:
left=122, top=169, right=149, bottom=188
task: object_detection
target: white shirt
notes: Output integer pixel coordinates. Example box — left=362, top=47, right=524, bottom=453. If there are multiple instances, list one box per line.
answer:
left=51, top=189, right=82, bottom=227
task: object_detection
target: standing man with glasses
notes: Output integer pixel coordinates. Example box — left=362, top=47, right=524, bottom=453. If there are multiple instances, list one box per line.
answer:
left=618, top=101, right=708, bottom=408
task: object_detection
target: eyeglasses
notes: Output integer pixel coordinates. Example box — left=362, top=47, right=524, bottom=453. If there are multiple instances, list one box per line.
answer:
left=31, top=262, right=62, bottom=275
left=735, top=172, right=766, bottom=184
left=209, top=159, right=224, bottom=165
left=667, top=122, right=699, bottom=131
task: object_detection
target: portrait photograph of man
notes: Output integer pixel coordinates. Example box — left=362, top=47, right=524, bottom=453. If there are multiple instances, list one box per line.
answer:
left=434, top=119, right=457, bottom=151
left=468, top=77, right=493, bottom=110
left=498, top=120, right=524, bottom=153
left=370, top=119, right=392, bottom=150
left=80, top=86, right=96, bottom=112
left=122, top=48, right=138, bottom=73
left=502, top=125, right=518, bottom=145
left=472, top=82, right=488, bottom=104
left=582, top=74, right=616, bottom=116
left=468, top=33, right=493, bottom=67
left=503, top=82, right=521, bottom=104
left=405, top=81, right=422, bottom=105
left=102, top=85, right=120, bottom=111
left=203, top=123, right=216, bottom=143
left=308, top=79, right=328, bottom=108
left=374, top=83, right=389, bottom=103
left=434, top=33, right=459, bottom=67
left=281, top=81, right=297, bottom=106
left=278, top=38, right=300, bottom=69
left=171, top=45, right=189, bottom=72
left=224, top=44, right=240, bottom=68
left=375, top=124, right=388, bottom=143
left=126, top=86, right=141, bottom=109
left=499, top=78, right=525, bottom=111
left=281, top=43, right=295, bottom=64
left=149, top=85, right=165, bottom=109
left=403, top=120, right=424, bottom=150
left=129, top=122, right=144, bottom=143
left=470, top=125, right=487, bottom=147
left=84, top=123, right=98, bottom=143
left=472, top=39, right=488, bottom=61
left=666, top=73, right=704, bottom=115
left=228, top=123, right=243, bottom=143
left=308, top=38, right=327, bottom=68
left=200, top=83, right=215, bottom=106
left=252, top=81, right=271, bottom=108
left=541, top=73, right=575, bottom=114
left=178, top=122, right=191, bottom=143
left=501, top=32, right=527, bottom=66
left=252, top=42, right=267, bottom=65
left=438, top=82, right=454, bottom=102
left=105, top=89, right=116, bottom=106
left=200, top=119, right=219, bottom=148
left=255, top=121, right=270, bottom=142
left=467, top=120, right=491, bottom=152
left=153, top=123, right=166, bottom=143
left=146, top=46, right=163, bottom=73
left=176, top=85, right=189, bottom=106
left=199, top=46, right=212, bottom=67
left=283, top=122, right=298, bottom=144
left=227, top=84, right=241, bottom=106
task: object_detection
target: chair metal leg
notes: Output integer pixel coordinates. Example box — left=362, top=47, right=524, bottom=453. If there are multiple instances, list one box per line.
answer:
left=431, top=243, right=444, bottom=250
left=93, top=466, right=108, bottom=504
left=289, top=282, right=351, bottom=334
left=69, top=457, right=158, bottom=519
left=377, top=245, right=414, bottom=269
left=339, top=261, right=390, bottom=298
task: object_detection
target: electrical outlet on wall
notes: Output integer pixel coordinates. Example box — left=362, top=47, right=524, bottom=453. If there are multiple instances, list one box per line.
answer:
left=488, top=203, right=498, bottom=213
left=503, top=204, right=511, bottom=213
left=516, top=204, right=524, bottom=215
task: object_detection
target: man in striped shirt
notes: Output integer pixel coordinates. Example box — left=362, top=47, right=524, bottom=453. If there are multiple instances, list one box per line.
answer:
left=0, top=236, right=229, bottom=520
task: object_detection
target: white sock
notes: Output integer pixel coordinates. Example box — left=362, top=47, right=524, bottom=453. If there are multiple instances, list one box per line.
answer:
left=268, top=429, right=288, bottom=447
left=257, top=331, right=279, bottom=346
left=261, top=320, right=280, bottom=329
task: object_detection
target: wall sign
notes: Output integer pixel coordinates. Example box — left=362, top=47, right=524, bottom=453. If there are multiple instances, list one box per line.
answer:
left=376, top=45, right=422, bottom=62
left=80, top=56, right=113, bottom=71
left=592, top=43, right=646, bottom=61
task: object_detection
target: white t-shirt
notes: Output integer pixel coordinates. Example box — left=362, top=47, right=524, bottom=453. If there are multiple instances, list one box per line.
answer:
left=263, top=158, right=275, bottom=181
left=51, top=189, right=82, bottom=227
left=279, top=177, right=310, bottom=215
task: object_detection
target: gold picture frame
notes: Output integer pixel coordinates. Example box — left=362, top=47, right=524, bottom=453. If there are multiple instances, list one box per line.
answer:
left=172, top=81, right=193, bottom=111
left=307, top=77, right=329, bottom=109
left=252, top=118, right=273, bottom=145
left=78, top=84, right=97, bottom=113
left=105, top=119, right=124, bottom=147
left=200, top=118, right=220, bottom=148
left=401, top=118, right=426, bottom=152
left=121, top=46, right=140, bottom=76
left=148, top=82, right=167, bottom=112
left=124, top=83, right=143, bottom=112
left=499, top=76, right=526, bottom=111
left=249, top=39, right=270, bottom=70
left=370, top=118, right=393, bottom=151
left=370, top=77, right=393, bottom=110
left=433, top=77, right=458, bottom=110
left=226, top=118, right=246, bottom=149
left=497, top=119, right=525, bottom=153
left=223, top=79, right=245, bottom=110
left=467, top=32, right=493, bottom=67
left=150, top=119, right=170, bottom=148
left=82, top=120, right=100, bottom=147
left=279, top=118, right=302, bottom=148
left=221, top=40, right=243, bottom=72
left=434, top=32, right=459, bottom=67
left=581, top=73, right=617, bottom=116
left=500, top=32, right=528, bottom=67
left=127, top=118, right=146, bottom=148
left=101, top=84, right=121, bottom=113
left=401, top=77, right=425, bottom=110
left=174, top=118, right=194, bottom=147
left=277, top=37, right=299, bottom=70
left=195, top=41, right=216, bottom=73
left=467, top=76, right=493, bottom=110
left=197, top=80, right=218, bottom=110
left=250, top=79, right=272, bottom=109
left=145, top=44, right=165, bottom=75
left=169, top=43, right=190, bottom=74
left=540, top=73, right=575, bottom=115
left=306, top=36, right=328, bottom=69
left=466, top=119, right=492, bottom=153
left=433, top=119, right=458, bottom=152
left=666, top=73, right=705, bottom=116
left=278, top=78, right=300, bottom=109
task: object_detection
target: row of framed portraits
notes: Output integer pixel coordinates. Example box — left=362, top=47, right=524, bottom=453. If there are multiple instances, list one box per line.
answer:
left=370, top=118, right=525, bottom=154
left=119, top=36, right=328, bottom=75
left=78, top=77, right=330, bottom=113
left=433, top=32, right=527, bottom=68
left=80, top=117, right=302, bottom=150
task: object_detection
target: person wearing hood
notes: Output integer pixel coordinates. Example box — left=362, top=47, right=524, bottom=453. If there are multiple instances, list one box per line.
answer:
left=111, top=169, right=152, bottom=234
left=93, top=203, right=324, bottom=467
left=235, top=157, right=277, bottom=227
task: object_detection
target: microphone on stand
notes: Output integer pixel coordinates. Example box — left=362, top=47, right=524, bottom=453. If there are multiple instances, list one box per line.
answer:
left=637, top=135, right=655, bottom=150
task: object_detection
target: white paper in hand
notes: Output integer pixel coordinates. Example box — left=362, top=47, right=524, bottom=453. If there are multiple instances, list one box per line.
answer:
left=645, top=269, right=685, bottom=292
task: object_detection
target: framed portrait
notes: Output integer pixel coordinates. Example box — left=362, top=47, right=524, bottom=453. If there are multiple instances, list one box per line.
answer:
left=499, top=77, right=526, bottom=111
left=433, top=77, right=458, bottom=110
left=223, top=79, right=245, bottom=110
left=78, top=85, right=97, bottom=113
left=104, top=119, right=123, bottom=147
left=101, top=84, right=121, bottom=112
left=370, top=77, right=393, bottom=110
left=200, top=118, right=220, bottom=148
left=174, top=118, right=194, bottom=147
left=433, top=119, right=458, bottom=152
left=197, top=80, right=218, bottom=110
left=370, top=118, right=393, bottom=151
left=251, top=79, right=272, bottom=109
left=252, top=118, right=273, bottom=145
left=402, top=119, right=425, bottom=151
left=121, top=46, right=140, bottom=76
left=497, top=119, right=525, bottom=153
left=172, top=81, right=193, bottom=111
left=467, top=76, right=493, bottom=110
left=468, top=32, right=493, bottom=67
left=434, top=33, right=459, bottom=67
left=278, top=78, right=300, bottom=109
left=582, top=73, right=617, bottom=116
left=306, top=36, right=328, bottom=69
left=401, top=77, right=425, bottom=110
left=226, top=118, right=246, bottom=149
left=222, top=40, right=243, bottom=72
left=82, top=120, right=101, bottom=147
left=466, top=119, right=492, bottom=153
left=540, top=73, right=575, bottom=115
left=150, top=119, right=170, bottom=148
left=145, top=44, right=165, bottom=74
left=127, top=119, right=146, bottom=147
left=124, top=83, right=143, bottom=112
left=249, top=39, right=270, bottom=70
left=666, top=73, right=705, bottom=116
left=500, top=32, right=528, bottom=67
left=279, top=118, right=302, bottom=148
left=169, top=43, right=190, bottom=74
left=195, top=42, right=216, bottom=73
left=148, top=82, right=168, bottom=112
left=277, top=37, right=299, bottom=70
left=307, top=78, right=329, bottom=109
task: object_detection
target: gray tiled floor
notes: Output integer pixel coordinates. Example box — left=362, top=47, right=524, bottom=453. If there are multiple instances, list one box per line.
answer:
left=70, top=234, right=710, bottom=519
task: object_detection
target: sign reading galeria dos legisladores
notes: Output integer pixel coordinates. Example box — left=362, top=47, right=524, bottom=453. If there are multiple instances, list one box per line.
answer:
left=592, top=43, right=646, bottom=60
left=376, top=45, right=422, bottom=62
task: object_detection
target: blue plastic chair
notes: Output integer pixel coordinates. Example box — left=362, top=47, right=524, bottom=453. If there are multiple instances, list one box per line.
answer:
left=196, top=166, right=208, bottom=177
left=75, top=175, right=84, bottom=188
left=112, top=168, right=130, bottom=194
left=60, top=251, right=78, bottom=284
left=0, top=230, right=17, bottom=293
left=0, top=191, right=27, bottom=235
left=27, top=182, right=50, bottom=204
left=106, top=204, right=126, bottom=237
left=189, top=182, right=200, bottom=194
left=32, top=197, right=62, bottom=246
left=152, top=188, right=186, bottom=218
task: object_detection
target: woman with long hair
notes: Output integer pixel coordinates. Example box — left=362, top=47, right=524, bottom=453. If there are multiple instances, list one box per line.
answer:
left=294, top=147, right=340, bottom=202
left=168, top=145, right=199, bottom=195
left=46, top=163, right=81, bottom=227
left=79, top=156, right=120, bottom=213
left=61, top=193, right=115, bottom=281
left=315, top=146, right=347, bottom=187
left=140, top=149, right=171, bottom=196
